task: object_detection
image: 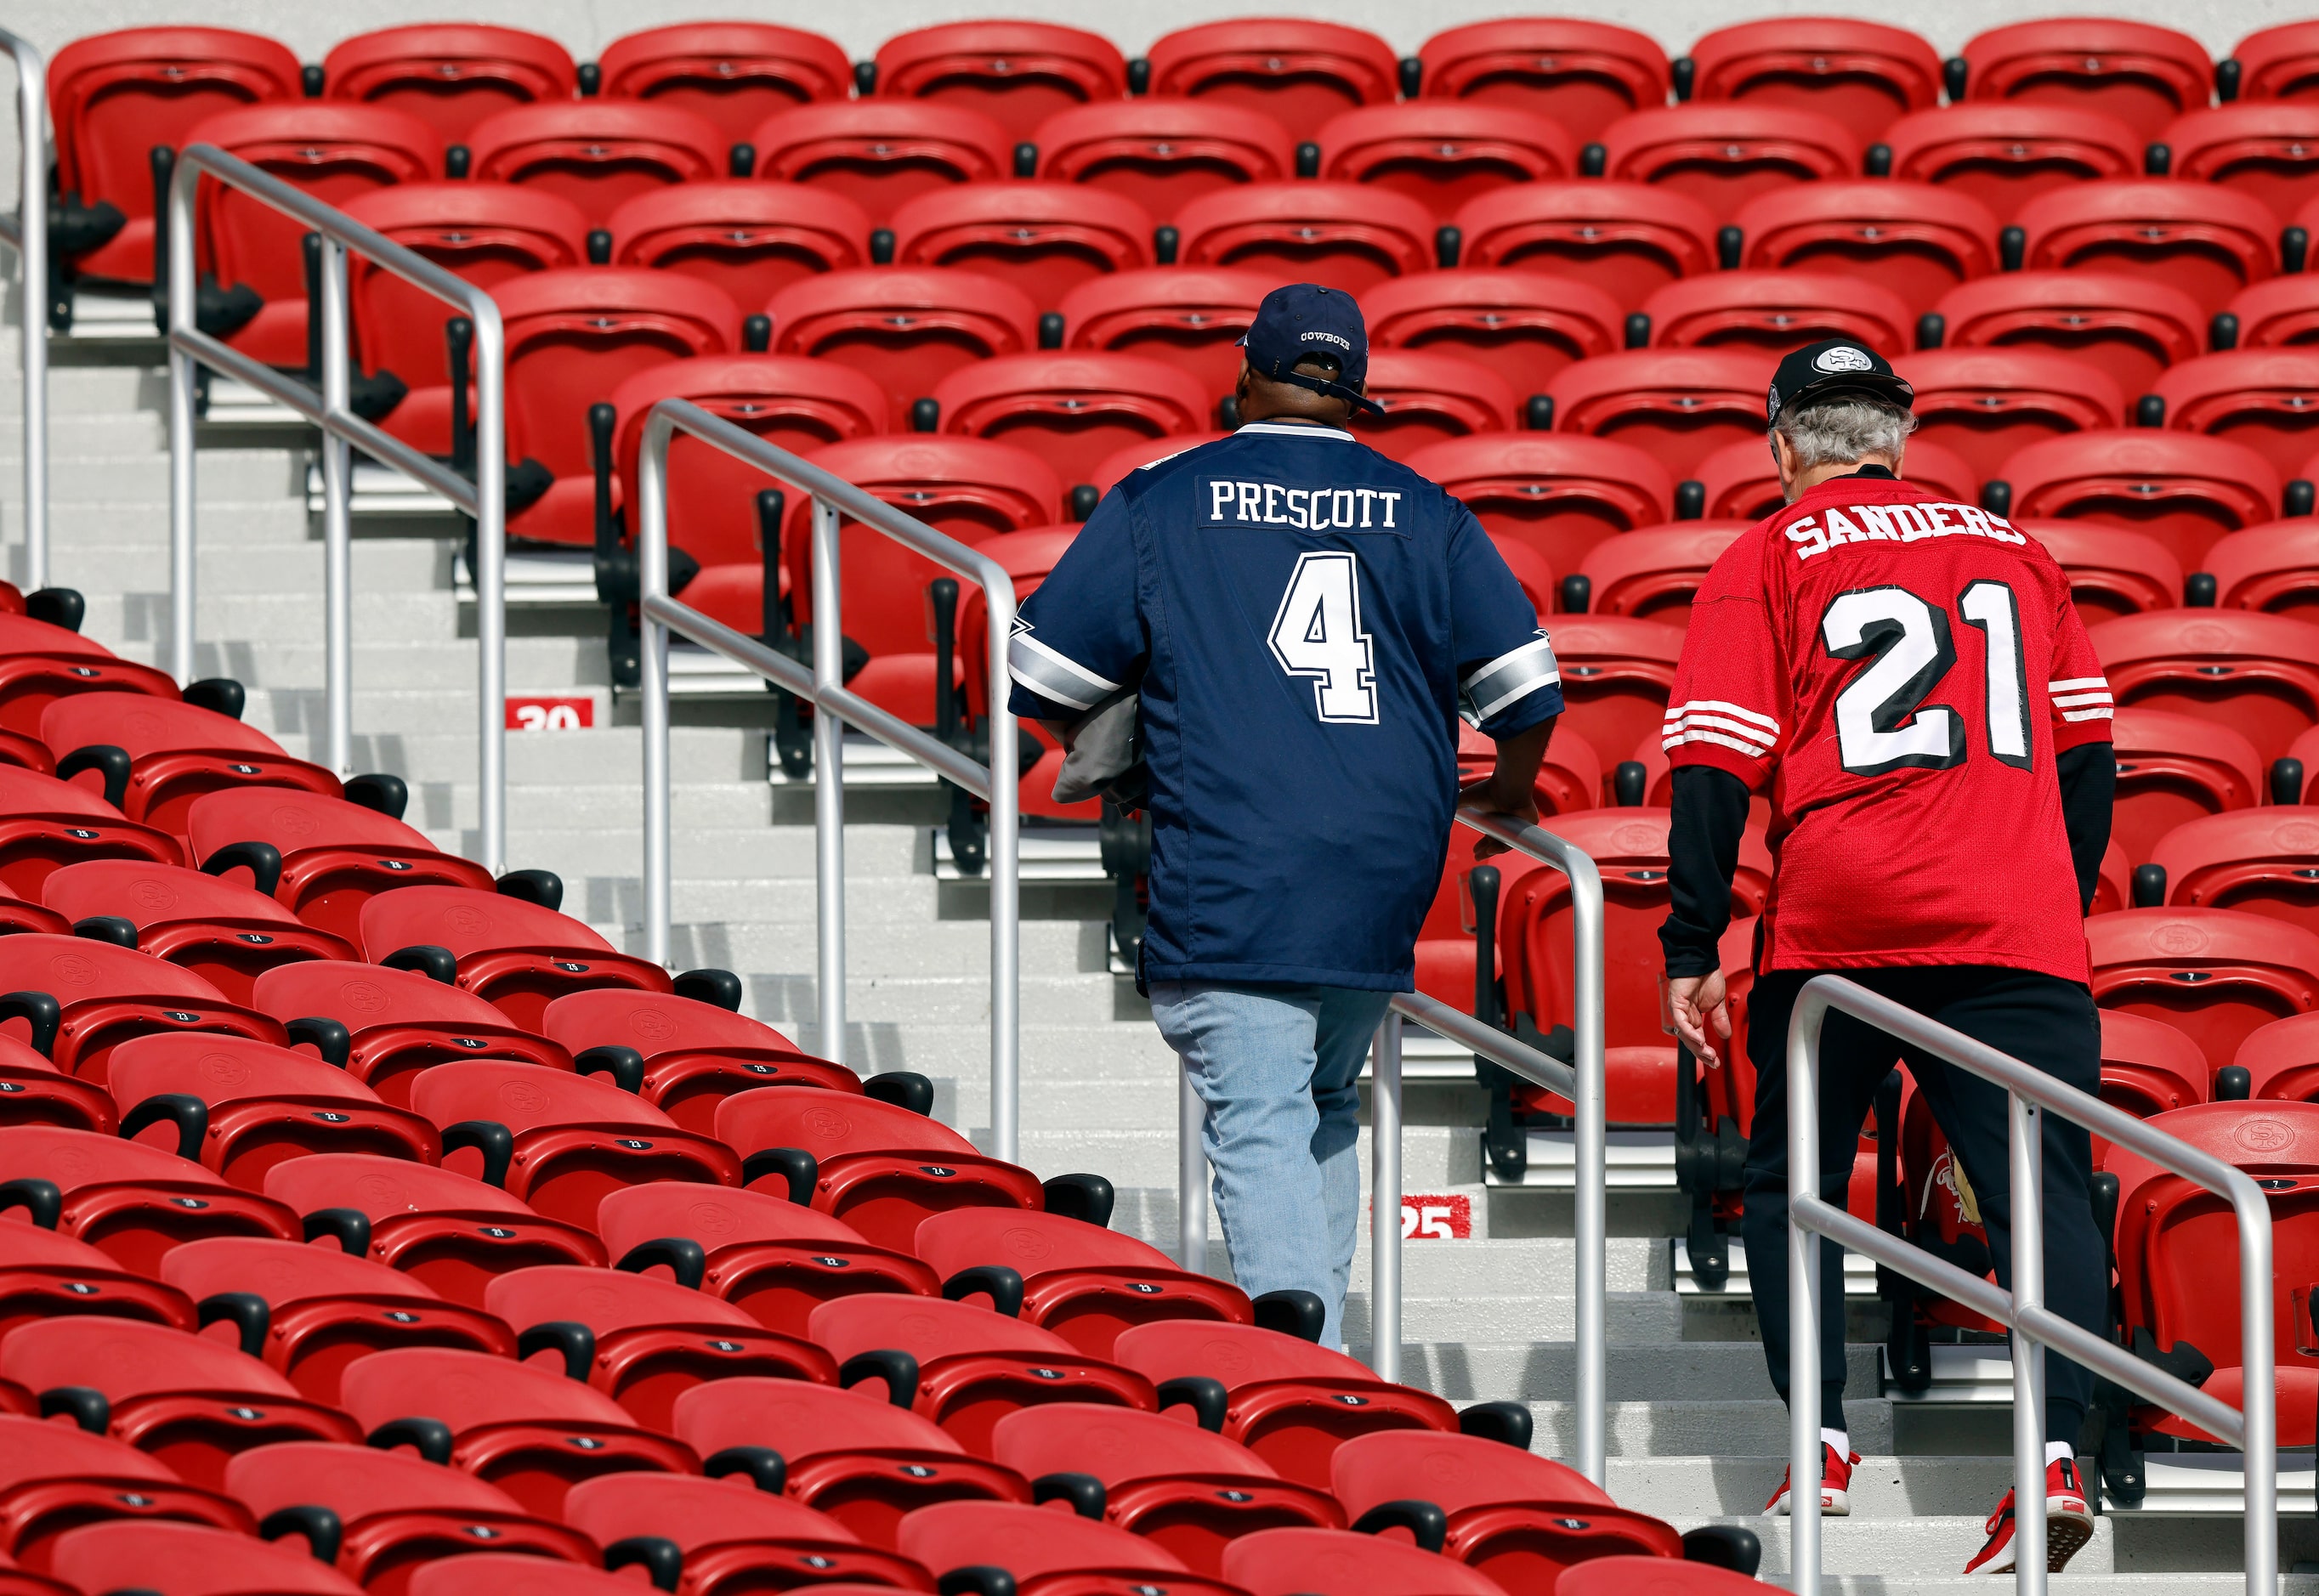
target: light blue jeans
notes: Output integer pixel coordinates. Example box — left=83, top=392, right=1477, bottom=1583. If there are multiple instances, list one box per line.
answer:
left=1148, top=981, right=1393, bottom=1351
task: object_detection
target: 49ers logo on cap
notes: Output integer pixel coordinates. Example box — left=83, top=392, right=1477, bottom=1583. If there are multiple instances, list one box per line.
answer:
left=1813, top=345, right=1875, bottom=374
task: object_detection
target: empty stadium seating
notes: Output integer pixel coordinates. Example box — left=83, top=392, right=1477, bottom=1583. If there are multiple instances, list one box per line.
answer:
left=766, top=267, right=1040, bottom=418
left=1897, top=347, right=2125, bottom=483
left=596, top=24, right=851, bottom=143
left=2152, top=806, right=2319, bottom=931
left=2224, top=273, right=2319, bottom=348
left=928, top=352, right=1209, bottom=486
left=1599, top=105, right=1861, bottom=224
left=2030, top=522, right=2184, bottom=625
left=1313, top=102, right=1578, bottom=220
left=539, top=987, right=854, bottom=1130
left=1366, top=270, right=1621, bottom=395
left=2165, top=102, right=2319, bottom=221
left=889, top=181, right=1154, bottom=308
left=2110, top=707, right=2267, bottom=867
left=2001, top=431, right=2283, bottom=573
left=1172, top=183, right=1437, bottom=294
left=2205, top=519, right=2319, bottom=620
left=320, top=25, right=575, bottom=143
left=876, top=21, right=1127, bottom=139
left=1416, top=20, right=1670, bottom=142
left=2094, top=607, right=2319, bottom=762
left=1057, top=267, right=1271, bottom=399
left=1879, top=104, right=2143, bottom=224
left=605, top=181, right=872, bottom=308
left=1033, top=99, right=1296, bottom=223
left=1406, top=433, right=1674, bottom=577
left=1730, top=181, right=2001, bottom=315
left=2014, top=181, right=2282, bottom=314
left=2152, top=349, right=2319, bottom=479
left=1353, top=350, right=1519, bottom=461
left=750, top=101, right=1012, bottom=224
left=1577, top=522, right=1746, bottom=626
left=467, top=102, right=727, bottom=224
left=1636, top=270, right=1912, bottom=355
left=1144, top=20, right=1398, bottom=125
left=1454, top=182, right=1719, bottom=310
left=2089, top=906, right=2319, bottom=1072
left=1544, top=348, right=1778, bottom=478
left=1959, top=19, right=2212, bottom=139
left=1925, top=272, right=2205, bottom=400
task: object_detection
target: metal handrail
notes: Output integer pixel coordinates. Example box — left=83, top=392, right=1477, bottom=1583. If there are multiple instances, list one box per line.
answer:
left=1787, top=974, right=2276, bottom=1596
left=0, top=28, right=48, bottom=591
left=636, top=397, right=1020, bottom=1162
left=166, top=144, right=507, bottom=869
left=1177, top=805, right=1608, bottom=1487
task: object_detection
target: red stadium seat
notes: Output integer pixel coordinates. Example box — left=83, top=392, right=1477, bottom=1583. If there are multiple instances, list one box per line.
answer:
left=2024, top=521, right=2185, bottom=625
left=2204, top=519, right=2319, bottom=620
left=2001, top=431, right=2279, bottom=572
left=716, top=1088, right=1043, bottom=1249
left=2015, top=181, right=2280, bottom=314
left=780, top=435, right=1061, bottom=724
left=1111, top=1321, right=1455, bottom=1490
left=539, top=988, right=853, bottom=1133
left=1558, top=1558, right=1766, bottom=1596
left=1688, top=433, right=1977, bottom=522
left=1454, top=183, right=1718, bottom=312
left=224, top=1440, right=593, bottom=1596
left=1057, top=267, right=1274, bottom=399
left=0, top=1126, right=301, bottom=1277
left=1687, top=19, right=1941, bottom=142
left=2109, top=707, right=2265, bottom=868
left=182, top=788, right=495, bottom=946
left=0, top=1412, right=248, bottom=1568
left=42, top=862, right=354, bottom=1005
left=889, top=182, right=1153, bottom=309
left=564, top=1472, right=933, bottom=1595
left=2231, top=24, right=2319, bottom=104
left=1033, top=99, right=1296, bottom=224
left=596, top=25, right=852, bottom=146
left=484, top=1265, right=832, bottom=1429
left=1416, top=20, right=1670, bottom=144
left=1090, top=436, right=1227, bottom=494
left=1578, top=522, right=1747, bottom=627
left=338, top=1346, right=698, bottom=1518
left=181, top=105, right=444, bottom=367
left=902, top=1499, right=1239, bottom=1596
left=2224, top=274, right=2319, bottom=350
left=0, top=1224, right=190, bottom=1336
left=110, top=1032, right=438, bottom=1189
left=49, top=1520, right=362, bottom=1596
left=931, top=350, right=1208, bottom=490
left=410, top=1061, right=737, bottom=1227
left=767, top=267, right=1039, bottom=419
left=261, top=1153, right=604, bottom=1309
left=672, top=1378, right=1029, bottom=1547
left=251, top=960, right=570, bottom=1107
left=1403, top=433, right=1674, bottom=575
left=1636, top=270, right=1913, bottom=355
left=1331, top=1428, right=1684, bottom=1591
left=1730, top=181, right=2000, bottom=315
left=2094, top=608, right=2319, bottom=762
left=2238, top=1012, right=2319, bottom=1100
left=1928, top=272, right=2204, bottom=401
left=321, top=26, right=575, bottom=144
left=1597, top=105, right=1861, bottom=225
left=989, top=1402, right=1340, bottom=1574
left=355, top=886, right=673, bottom=1028
left=2165, top=104, right=2319, bottom=223
left=1313, top=104, right=1577, bottom=222
left=1897, top=347, right=2125, bottom=483
left=955, top=527, right=1100, bottom=823
left=406, top=1553, right=657, bottom=1596
left=0, top=618, right=178, bottom=765
left=913, top=1208, right=1251, bottom=1357
left=1226, top=1525, right=1508, bottom=1596
left=0, top=934, right=280, bottom=1084
left=467, top=102, right=725, bottom=225
left=0, top=1027, right=113, bottom=1135
left=494, top=268, right=741, bottom=549
left=2, top=1317, right=360, bottom=1488
left=2096, top=1009, right=2209, bottom=1129
left=876, top=22, right=1125, bottom=142
left=340, top=184, right=591, bottom=457
left=751, top=102, right=1013, bottom=225
left=47, top=28, right=303, bottom=283
left=2152, top=806, right=2319, bottom=931
left=1537, top=618, right=1690, bottom=778
left=1352, top=351, right=1519, bottom=464
left=596, top=1182, right=935, bottom=1337
left=808, top=1294, right=1154, bottom=1455
left=0, top=768, right=181, bottom=901
left=1365, top=271, right=1621, bottom=398
left=1544, top=348, right=1778, bottom=479
left=2152, top=350, right=2319, bottom=481
left=2088, top=907, right=2319, bottom=1072
left=40, top=693, right=338, bottom=841
left=156, top=1237, right=510, bottom=1401
left=605, top=181, right=871, bottom=308
left=1959, top=20, right=2213, bottom=140
left=1144, top=20, right=1398, bottom=126
left=1172, top=183, right=1437, bottom=296
left=1880, top=105, right=2143, bottom=224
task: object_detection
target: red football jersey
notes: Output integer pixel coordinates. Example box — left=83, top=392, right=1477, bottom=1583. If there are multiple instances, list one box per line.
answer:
left=1667, top=469, right=2112, bottom=982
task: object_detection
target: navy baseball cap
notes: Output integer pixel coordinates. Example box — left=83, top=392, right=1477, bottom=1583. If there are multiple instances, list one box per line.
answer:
left=1239, top=283, right=1386, bottom=416
left=1766, top=337, right=1914, bottom=425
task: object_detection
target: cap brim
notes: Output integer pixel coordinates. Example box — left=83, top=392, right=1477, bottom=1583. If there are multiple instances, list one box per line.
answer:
left=1784, top=371, right=1915, bottom=414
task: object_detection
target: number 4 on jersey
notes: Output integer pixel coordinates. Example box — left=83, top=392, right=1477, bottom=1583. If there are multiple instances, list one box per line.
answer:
left=1270, top=551, right=1378, bottom=724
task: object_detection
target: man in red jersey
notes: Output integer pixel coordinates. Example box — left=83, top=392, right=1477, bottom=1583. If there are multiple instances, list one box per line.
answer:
left=1656, top=340, right=2115, bottom=1576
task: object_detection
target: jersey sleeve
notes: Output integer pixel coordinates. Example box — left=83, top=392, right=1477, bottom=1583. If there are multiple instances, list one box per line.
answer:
left=1663, top=533, right=1790, bottom=790
left=2045, top=586, right=2114, bottom=753
left=1446, top=502, right=1563, bottom=738
left=1006, top=489, right=1143, bottom=721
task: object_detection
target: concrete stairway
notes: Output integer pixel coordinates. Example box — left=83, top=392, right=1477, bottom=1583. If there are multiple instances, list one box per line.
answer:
left=3, top=315, right=2300, bottom=1593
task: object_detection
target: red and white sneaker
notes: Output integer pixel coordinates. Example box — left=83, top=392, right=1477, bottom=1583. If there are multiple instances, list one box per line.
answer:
left=1964, top=1457, right=2095, bottom=1574
left=1764, top=1443, right=1859, bottom=1516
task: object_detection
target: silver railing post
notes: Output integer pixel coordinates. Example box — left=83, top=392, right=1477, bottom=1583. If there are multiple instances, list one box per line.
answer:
left=987, top=600, right=1020, bottom=1163
left=317, top=237, right=354, bottom=777
left=1370, top=1007, right=1403, bottom=1381
left=166, top=154, right=197, bottom=687
left=0, top=30, right=48, bottom=591
left=472, top=308, right=506, bottom=875
left=2010, top=1091, right=2049, bottom=1596
left=810, top=496, right=846, bottom=1065
left=638, top=410, right=672, bottom=972
left=1179, top=1071, right=1207, bottom=1273
left=1788, top=983, right=1825, bottom=1596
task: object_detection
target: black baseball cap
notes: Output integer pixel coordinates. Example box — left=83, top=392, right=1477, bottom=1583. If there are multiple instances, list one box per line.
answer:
left=1766, top=338, right=1914, bottom=425
left=1239, top=282, right=1386, bottom=417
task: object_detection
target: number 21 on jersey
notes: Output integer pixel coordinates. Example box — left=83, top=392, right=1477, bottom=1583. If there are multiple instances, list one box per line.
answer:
left=1822, top=580, right=2030, bottom=776
left=1270, top=551, right=1378, bottom=724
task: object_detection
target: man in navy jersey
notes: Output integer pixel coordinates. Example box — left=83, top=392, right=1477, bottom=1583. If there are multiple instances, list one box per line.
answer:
left=1658, top=340, right=2115, bottom=1574
left=1006, top=285, right=1562, bottom=1352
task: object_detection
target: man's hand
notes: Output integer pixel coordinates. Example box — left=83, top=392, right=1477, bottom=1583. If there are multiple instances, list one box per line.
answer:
left=1461, top=716, right=1554, bottom=859
left=1661, top=971, right=1732, bottom=1068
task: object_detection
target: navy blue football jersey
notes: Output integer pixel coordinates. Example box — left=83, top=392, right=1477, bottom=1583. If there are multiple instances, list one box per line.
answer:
left=1006, top=421, right=1562, bottom=990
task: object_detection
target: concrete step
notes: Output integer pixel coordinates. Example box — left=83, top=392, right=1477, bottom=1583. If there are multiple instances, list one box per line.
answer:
left=1710, top=1513, right=2113, bottom=1576
left=1519, top=1399, right=1898, bottom=1458
left=1398, top=1341, right=1883, bottom=1403
left=5, top=448, right=301, bottom=500
left=1613, top=1452, right=2016, bottom=1520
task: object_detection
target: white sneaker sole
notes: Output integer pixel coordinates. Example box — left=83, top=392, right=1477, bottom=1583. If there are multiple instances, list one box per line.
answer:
left=1766, top=1486, right=1851, bottom=1517
left=1970, top=1505, right=2094, bottom=1575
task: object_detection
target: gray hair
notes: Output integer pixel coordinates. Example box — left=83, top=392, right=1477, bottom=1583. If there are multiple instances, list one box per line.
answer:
left=1773, top=397, right=1918, bottom=470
